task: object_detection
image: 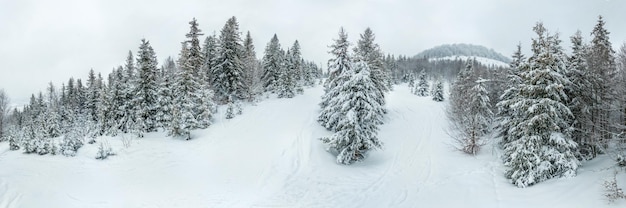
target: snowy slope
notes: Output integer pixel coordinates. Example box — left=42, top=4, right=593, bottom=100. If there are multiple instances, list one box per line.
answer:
left=430, top=56, right=510, bottom=68
left=0, top=84, right=623, bottom=207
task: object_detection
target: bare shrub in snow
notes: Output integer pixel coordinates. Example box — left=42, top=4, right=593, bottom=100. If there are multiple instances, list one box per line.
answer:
left=95, top=140, right=115, bottom=160
left=604, top=171, right=625, bottom=203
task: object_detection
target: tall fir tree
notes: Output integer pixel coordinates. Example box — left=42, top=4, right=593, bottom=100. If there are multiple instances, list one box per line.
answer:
left=168, top=18, right=203, bottom=140
left=156, top=57, right=176, bottom=129
left=354, top=28, right=391, bottom=95
left=319, top=28, right=352, bottom=128
left=588, top=15, right=617, bottom=148
left=242, top=31, right=261, bottom=100
left=501, top=23, right=578, bottom=188
left=261, top=34, right=283, bottom=93
left=118, top=51, right=137, bottom=133
left=133, top=39, right=160, bottom=135
left=567, top=30, right=600, bottom=159
left=414, top=70, right=429, bottom=97
left=320, top=61, right=384, bottom=165
left=202, top=34, right=219, bottom=86
left=212, top=16, right=248, bottom=103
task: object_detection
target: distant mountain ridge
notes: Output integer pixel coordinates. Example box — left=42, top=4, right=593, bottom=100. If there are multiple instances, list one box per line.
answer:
left=415, top=43, right=511, bottom=63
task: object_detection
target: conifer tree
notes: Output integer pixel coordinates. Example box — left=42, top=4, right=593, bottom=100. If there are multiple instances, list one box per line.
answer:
left=588, top=15, right=617, bottom=148
left=319, top=28, right=352, bottom=128
left=212, top=16, right=247, bottom=103
left=431, top=80, right=444, bottom=102
left=202, top=34, right=219, bottom=86
left=243, top=31, right=261, bottom=99
left=320, top=61, right=384, bottom=164
left=414, top=70, right=429, bottom=96
left=567, top=31, right=599, bottom=159
left=354, top=28, right=390, bottom=95
left=276, top=49, right=298, bottom=98
left=501, top=23, right=578, bottom=188
left=133, top=39, right=160, bottom=135
left=169, top=18, right=206, bottom=140
left=261, top=34, right=283, bottom=93
left=156, top=57, right=176, bottom=129
left=118, top=51, right=137, bottom=133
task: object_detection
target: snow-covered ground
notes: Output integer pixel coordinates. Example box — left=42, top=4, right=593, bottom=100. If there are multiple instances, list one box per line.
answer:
left=430, top=56, right=510, bottom=68
left=0, top=84, right=623, bottom=207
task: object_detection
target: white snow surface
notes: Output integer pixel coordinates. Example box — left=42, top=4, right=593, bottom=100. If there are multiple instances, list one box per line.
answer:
left=430, top=56, right=510, bottom=68
left=0, top=84, right=623, bottom=207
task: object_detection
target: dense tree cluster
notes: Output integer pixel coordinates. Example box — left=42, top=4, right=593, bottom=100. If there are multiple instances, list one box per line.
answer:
left=1, top=16, right=320, bottom=155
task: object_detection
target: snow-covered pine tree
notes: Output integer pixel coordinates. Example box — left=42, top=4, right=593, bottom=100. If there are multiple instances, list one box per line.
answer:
left=212, top=16, right=247, bottom=103
left=169, top=18, right=215, bottom=139
left=202, top=34, right=219, bottom=87
left=43, top=83, right=61, bottom=138
left=96, top=76, right=111, bottom=136
left=85, top=69, right=100, bottom=122
left=323, top=28, right=351, bottom=93
left=414, top=70, right=429, bottom=96
left=118, top=51, right=137, bottom=133
left=354, top=28, right=390, bottom=94
left=431, top=80, right=444, bottom=102
left=502, top=23, right=578, bottom=188
left=0, top=89, right=7, bottom=141
left=495, top=45, right=528, bottom=146
left=566, top=31, right=599, bottom=160
left=319, top=28, right=353, bottom=129
left=133, top=39, right=160, bottom=135
left=588, top=16, right=617, bottom=149
left=107, top=66, right=126, bottom=136
left=276, top=49, right=298, bottom=98
left=289, top=40, right=305, bottom=94
left=156, top=57, right=176, bottom=129
left=320, top=61, right=384, bottom=165
left=261, top=34, right=283, bottom=93
left=242, top=31, right=262, bottom=100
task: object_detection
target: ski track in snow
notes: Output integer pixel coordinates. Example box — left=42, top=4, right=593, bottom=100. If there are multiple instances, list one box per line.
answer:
left=0, top=84, right=623, bottom=207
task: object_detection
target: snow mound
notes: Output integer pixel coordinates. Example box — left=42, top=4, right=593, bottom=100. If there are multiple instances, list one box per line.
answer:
left=0, top=84, right=622, bottom=207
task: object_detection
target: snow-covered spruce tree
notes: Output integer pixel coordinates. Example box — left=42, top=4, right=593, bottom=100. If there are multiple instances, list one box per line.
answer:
left=133, top=39, right=160, bottom=135
left=118, top=51, right=137, bottom=134
left=168, top=18, right=206, bottom=140
left=242, top=31, right=262, bottom=100
left=495, top=44, right=529, bottom=146
left=354, top=28, right=390, bottom=94
left=202, top=34, right=219, bottom=87
left=319, top=28, right=352, bottom=130
left=85, top=69, right=101, bottom=123
left=96, top=77, right=111, bottom=136
left=588, top=16, right=617, bottom=149
left=431, top=80, right=444, bottom=102
left=567, top=31, right=601, bottom=160
left=0, top=89, right=8, bottom=141
left=212, top=16, right=248, bottom=103
left=289, top=41, right=305, bottom=94
left=276, top=49, right=298, bottom=98
left=414, top=70, right=429, bottom=97
left=261, top=34, right=283, bottom=93
left=7, top=126, right=21, bottom=150
left=501, top=23, right=578, bottom=188
left=320, top=61, right=384, bottom=165
left=156, top=57, right=176, bottom=129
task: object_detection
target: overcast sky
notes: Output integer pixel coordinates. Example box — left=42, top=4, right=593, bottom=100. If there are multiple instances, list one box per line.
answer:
left=1, top=0, right=625, bottom=106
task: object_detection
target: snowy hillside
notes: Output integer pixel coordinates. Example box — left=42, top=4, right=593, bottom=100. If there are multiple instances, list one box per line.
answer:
left=430, top=55, right=510, bottom=68
left=416, top=43, right=511, bottom=63
left=0, top=84, right=623, bottom=207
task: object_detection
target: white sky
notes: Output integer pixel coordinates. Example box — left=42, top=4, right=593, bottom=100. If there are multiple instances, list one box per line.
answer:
left=1, top=0, right=625, bottom=106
